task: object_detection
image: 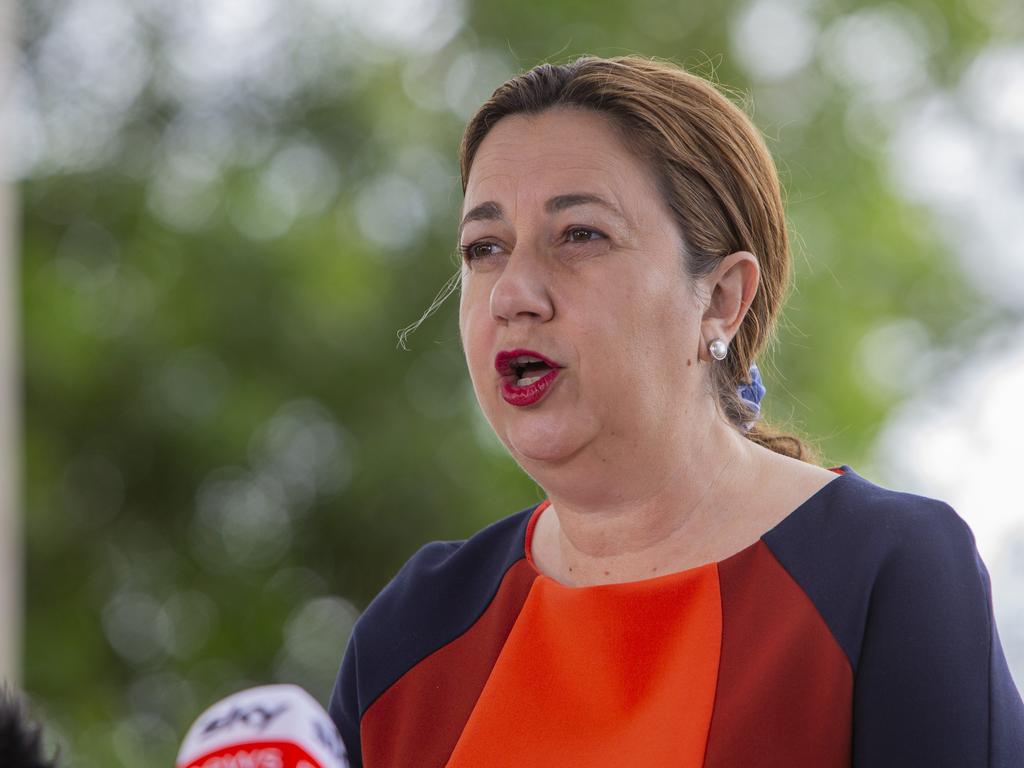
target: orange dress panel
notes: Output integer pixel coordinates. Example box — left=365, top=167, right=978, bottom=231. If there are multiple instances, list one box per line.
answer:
left=445, top=502, right=723, bottom=768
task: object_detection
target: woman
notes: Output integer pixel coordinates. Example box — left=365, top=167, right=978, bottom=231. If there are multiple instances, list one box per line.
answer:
left=328, top=55, right=1024, bottom=767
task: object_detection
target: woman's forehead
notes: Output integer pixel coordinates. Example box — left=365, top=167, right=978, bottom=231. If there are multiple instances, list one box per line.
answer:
left=462, top=110, right=656, bottom=221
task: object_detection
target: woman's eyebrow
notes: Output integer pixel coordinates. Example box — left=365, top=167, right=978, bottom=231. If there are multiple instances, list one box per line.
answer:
left=544, top=192, right=625, bottom=222
left=459, top=201, right=504, bottom=238
left=459, top=193, right=628, bottom=238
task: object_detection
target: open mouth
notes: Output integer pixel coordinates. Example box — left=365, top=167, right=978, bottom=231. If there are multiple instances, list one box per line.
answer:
left=509, top=357, right=554, bottom=387
left=494, top=349, right=563, bottom=406
left=495, top=350, right=561, bottom=386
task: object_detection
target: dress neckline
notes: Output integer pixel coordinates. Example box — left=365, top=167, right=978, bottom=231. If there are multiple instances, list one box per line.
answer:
left=523, top=465, right=855, bottom=591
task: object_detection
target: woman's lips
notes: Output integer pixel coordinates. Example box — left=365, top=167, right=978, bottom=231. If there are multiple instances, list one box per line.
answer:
left=494, top=348, right=564, bottom=407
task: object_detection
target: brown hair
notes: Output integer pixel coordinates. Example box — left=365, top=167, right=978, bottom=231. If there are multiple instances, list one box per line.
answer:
left=457, top=54, right=816, bottom=462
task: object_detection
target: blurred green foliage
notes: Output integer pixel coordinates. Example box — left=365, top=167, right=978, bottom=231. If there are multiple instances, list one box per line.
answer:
left=15, top=0, right=1010, bottom=763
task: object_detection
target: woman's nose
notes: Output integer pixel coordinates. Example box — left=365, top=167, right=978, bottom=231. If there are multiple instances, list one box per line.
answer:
left=489, top=248, right=555, bottom=325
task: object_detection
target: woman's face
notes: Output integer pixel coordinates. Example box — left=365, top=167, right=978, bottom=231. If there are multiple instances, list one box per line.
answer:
left=458, top=107, right=710, bottom=475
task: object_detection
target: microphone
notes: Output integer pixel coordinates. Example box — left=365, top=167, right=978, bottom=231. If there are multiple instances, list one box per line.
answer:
left=176, top=684, right=350, bottom=768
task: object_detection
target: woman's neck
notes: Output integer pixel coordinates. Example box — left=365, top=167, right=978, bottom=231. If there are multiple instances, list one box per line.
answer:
left=530, top=417, right=763, bottom=586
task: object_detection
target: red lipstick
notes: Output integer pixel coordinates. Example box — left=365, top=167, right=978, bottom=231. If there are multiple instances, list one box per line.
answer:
left=494, top=349, right=563, bottom=407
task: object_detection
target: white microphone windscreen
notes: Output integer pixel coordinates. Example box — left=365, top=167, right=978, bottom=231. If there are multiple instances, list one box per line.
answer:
left=176, top=684, right=350, bottom=768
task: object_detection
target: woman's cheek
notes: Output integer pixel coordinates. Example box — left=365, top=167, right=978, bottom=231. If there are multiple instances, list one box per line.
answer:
left=464, top=330, right=494, bottom=403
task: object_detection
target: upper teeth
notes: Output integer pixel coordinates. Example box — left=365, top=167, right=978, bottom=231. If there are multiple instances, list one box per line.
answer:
left=512, top=355, right=543, bottom=366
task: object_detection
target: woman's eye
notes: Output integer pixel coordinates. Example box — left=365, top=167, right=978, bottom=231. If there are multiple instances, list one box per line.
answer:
left=460, top=242, right=500, bottom=262
left=566, top=227, right=602, bottom=243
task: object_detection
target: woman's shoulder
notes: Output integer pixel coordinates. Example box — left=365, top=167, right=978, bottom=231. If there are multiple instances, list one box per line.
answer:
left=771, top=465, right=976, bottom=559
left=762, top=466, right=986, bottom=667
left=379, top=503, right=536, bottom=600
left=348, top=502, right=539, bottom=652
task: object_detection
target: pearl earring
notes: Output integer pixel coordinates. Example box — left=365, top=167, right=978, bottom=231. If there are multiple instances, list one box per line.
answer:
left=708, top=338, right=728, bottom=361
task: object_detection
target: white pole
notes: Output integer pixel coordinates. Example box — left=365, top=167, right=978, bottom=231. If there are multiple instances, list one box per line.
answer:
left=0, top=0, right=22, bottom=688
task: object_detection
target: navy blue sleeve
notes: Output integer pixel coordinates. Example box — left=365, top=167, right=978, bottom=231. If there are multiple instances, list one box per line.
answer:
left=851, top=501, right=1024, bottom=767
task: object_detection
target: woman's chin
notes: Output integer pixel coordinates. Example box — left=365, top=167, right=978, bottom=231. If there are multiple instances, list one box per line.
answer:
left=504, top=421, right=585, bottom=465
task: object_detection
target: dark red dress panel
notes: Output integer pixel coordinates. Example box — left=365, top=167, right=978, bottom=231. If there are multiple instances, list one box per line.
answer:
left=360, top=558, right=538, bottom=768
left=704, top=540, right=853, bottom=768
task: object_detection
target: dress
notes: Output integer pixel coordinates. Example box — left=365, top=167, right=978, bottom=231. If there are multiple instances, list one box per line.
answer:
left=327, top=466, right=1024, bottom=767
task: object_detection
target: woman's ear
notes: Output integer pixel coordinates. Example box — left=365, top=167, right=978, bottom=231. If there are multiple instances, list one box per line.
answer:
left=699, top=251, right=760, bottom=360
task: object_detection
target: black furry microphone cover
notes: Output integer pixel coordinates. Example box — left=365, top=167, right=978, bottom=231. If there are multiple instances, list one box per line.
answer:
left=0, top=686, right=56, bottom=768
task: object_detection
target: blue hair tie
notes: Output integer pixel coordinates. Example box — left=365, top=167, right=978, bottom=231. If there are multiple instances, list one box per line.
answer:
left=737, top=363, right=766, bottom=432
